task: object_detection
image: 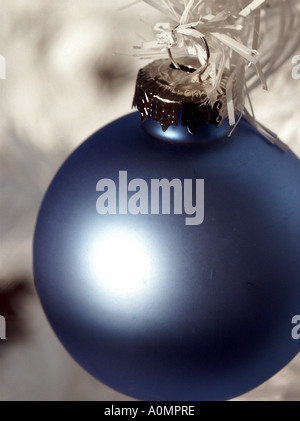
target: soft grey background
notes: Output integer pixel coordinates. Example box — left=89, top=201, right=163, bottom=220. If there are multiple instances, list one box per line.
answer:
left=0, top=0, right=299, bottom=401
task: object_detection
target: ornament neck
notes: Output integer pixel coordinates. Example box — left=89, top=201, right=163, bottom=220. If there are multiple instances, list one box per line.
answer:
left=141, top=117, right=232, bottom=144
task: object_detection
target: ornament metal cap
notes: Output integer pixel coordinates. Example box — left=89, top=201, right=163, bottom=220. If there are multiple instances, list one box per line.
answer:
left=133, top=56, right=228, bottom=134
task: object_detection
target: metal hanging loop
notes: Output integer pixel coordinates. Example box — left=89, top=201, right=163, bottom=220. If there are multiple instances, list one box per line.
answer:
left=168, top=34, right=210, bottom=76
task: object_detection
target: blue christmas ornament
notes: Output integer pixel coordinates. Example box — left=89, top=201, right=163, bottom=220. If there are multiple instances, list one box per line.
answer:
left=33, top=1, right=300, bottom=401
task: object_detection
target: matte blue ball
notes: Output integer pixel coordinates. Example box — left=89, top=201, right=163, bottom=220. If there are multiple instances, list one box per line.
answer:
left=34, top=112, right=300, bottom=401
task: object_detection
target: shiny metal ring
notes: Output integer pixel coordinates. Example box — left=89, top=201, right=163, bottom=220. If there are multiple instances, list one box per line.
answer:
left=168, top=34, right=210, bottom=76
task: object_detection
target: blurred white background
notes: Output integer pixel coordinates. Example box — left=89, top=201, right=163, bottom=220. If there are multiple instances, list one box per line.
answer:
left=0, top=0, right=299, bottom=401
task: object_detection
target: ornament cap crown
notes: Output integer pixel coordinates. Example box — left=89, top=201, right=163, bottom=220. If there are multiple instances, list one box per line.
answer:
left=133, top=58, right=228, bottom=135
